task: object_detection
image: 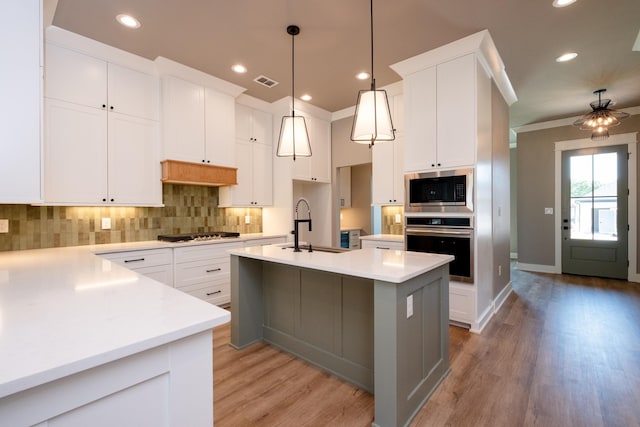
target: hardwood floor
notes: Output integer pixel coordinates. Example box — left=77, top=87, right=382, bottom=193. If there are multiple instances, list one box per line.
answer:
left=212, top=267, right=640, bottom=426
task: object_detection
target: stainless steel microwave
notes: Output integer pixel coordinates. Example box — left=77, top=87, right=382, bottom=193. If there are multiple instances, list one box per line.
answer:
left=404, top=168, right=474, bottom=213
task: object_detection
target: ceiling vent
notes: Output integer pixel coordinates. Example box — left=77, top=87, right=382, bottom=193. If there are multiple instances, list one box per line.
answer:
left=254, top=75, right=279, bottom=88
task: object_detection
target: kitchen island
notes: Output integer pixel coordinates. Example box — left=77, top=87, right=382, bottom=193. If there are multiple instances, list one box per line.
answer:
left=0, top=246, right=229, bottom=426
left=229, top=245, right=453, bottom=427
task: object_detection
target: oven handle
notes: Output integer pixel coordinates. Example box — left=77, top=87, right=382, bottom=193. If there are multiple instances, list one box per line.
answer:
left=405, top=227, right=473, bottom=238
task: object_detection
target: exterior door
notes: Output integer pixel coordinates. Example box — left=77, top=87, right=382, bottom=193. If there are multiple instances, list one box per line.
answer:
left=561, top=145, right=628, bottom=279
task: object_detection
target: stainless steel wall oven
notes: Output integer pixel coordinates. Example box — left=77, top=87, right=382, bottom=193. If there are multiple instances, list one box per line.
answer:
left=405, top=216, right=473, bottom=283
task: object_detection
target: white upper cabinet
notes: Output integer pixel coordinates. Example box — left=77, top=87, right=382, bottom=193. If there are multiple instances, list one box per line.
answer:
left=372, top=137, right=404, bottom=205
left=404, top=54, right=477, bottom=173
left=162, top=75, right=236, bottom=167
left=218, top=104, right=273, bottom=207
left=43, top=40, right=162, bottom=206
left=0, top=0, right=42, bottom=203
left=292, top=113, right=331, bottom=183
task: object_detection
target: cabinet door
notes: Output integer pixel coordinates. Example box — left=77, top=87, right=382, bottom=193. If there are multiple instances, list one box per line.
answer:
left=309, top=117, right=331, bottom=183
left=436, top=54, right=476, bottom=168
left=108, top=112, right=161, bottom=205
left=250, top=108, right=273, bottom=146
left=235, top=104, right=252, bottom=142
left=393, top=136, right=405, bottom=204
left=338, top=167, right=351, bottom=208
left=107, top=63, right=159, bottom=121
left=44, top=99, right=108, bottom=204
left=404, top=67, right=436, bottom=173
left=0, top=0, right=41, bottom=203
left=204, top=88, right=235, bottom=167
left=371, top=141, right=395, bottom=204
left=229, top=140, right=254, bottom=206
left=253, top=142, right=273, bottom=206
left=162, top=76, right=205, bottom=162
left=45, top=43, right=107, bottom=110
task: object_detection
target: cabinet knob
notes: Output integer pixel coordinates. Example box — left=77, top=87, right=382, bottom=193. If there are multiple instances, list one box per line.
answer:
left=102, top=198, right=107, bottom=202
left=437, top=163, right=441, bottom=166
left=431, top=164, right=435, bottom=167
left=202, top=159, right=206, bottom=163
left=110, top=198, right=114, bottom=202
left=102, top=104, right=106, bottom=109
left=110, top=106, right=114, bottom=110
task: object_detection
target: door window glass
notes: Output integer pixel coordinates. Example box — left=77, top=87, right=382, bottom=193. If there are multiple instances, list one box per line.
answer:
left=569, top=152, right=618, bottom=241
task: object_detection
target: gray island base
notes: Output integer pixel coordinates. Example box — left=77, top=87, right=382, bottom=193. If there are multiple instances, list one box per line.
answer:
left=229, top=246, right=452, bottom=427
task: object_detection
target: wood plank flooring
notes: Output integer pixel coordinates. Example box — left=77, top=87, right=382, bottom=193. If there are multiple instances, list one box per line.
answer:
left=212, top=267, right=640, bottom=426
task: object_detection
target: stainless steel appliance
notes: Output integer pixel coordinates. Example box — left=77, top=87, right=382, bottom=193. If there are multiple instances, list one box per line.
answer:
left=404, top=168, right=473, bottom=213
left=157, top=231, right=240, bottom=242
left=405, top=216, right=473, bottom=283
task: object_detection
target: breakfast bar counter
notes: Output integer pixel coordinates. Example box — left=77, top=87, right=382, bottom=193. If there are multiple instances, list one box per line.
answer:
left=229, top=246, right=453, bottom=427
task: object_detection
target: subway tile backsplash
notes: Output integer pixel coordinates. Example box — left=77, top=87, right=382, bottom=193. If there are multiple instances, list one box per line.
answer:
left=0, top=184, right=262, bottom=251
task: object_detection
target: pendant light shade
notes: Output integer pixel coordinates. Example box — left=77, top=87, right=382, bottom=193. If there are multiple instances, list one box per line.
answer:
left=276, top=25, right=311, bottom=161
left=573, top=89, right=629, bottom=141
left=350, top=0, right=395, bottom=147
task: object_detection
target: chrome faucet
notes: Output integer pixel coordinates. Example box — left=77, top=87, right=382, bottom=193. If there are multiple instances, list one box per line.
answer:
left=293, top=198, right=312, bottom=252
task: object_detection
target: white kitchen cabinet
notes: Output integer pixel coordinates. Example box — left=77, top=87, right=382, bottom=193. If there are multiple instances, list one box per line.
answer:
left=243, top=236, right=287, bottom=247
left=99, top=248, right=173, bottom=286
left=0, top=0, right=42, bottom=203
left=174, top=242, right=244, bottom=306
left=404, top=54, right=476, bottom=173
left=43, top=43, right=162, bottom=206
left=338, top=166, right=351, bottom=208
left=219, top=104, right=273, bottom=207
left=372, top=136, right=404, bottom=205
left=44, top=99, right=161, bottom=206
left=292, top=114, right=331, bottom=183
left=162, top=76, right=235, bottom=167
left=361, top=239, right=404, bottom=250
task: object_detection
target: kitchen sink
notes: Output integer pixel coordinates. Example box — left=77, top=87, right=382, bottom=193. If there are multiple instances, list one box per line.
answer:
left=282, top=245, right=348, bottom=254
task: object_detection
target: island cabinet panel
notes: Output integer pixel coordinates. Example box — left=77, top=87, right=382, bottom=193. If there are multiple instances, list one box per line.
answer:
left=263, top=263, right=298, bottom=336
left=298, top=270, right=342, bottom=353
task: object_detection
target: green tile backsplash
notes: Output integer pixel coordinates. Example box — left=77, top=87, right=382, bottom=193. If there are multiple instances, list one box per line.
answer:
left=381, top=206, right=404, bottom=235
left=0, top=184, right=262, bottom=251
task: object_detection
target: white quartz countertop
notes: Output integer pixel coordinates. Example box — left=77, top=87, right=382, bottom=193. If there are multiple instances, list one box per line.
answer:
left=0, top=245, right=231, bottom=399
left=229, top=245, right=453, bottom=283
left=359, top=234, right=404, bottom=242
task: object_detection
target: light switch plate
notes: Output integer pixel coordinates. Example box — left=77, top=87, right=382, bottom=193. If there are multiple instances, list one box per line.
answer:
left=245, top=215, right=251, bottom=224
left=0, top=219, right=8, bottom=233
left=395, top=213, right=402, bottom=224
left=101, top=217, right=111, bottom=230
left=544, top=207, right=553, bottom=215
left=407, top=294, right=413, bottom=318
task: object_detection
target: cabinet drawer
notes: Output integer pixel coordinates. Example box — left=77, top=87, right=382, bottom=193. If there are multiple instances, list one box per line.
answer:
left=361, top=240, right=404, bottom=250
left=133, top=265, right=173, bottom=286
left=181, top=281, right=230, bottom=306
left=244, top=237, right=286, bottom=248
left=99, top=248, right=172, bottom=269
left=174, top=241, right=243, bottom=263
left=174, top=258, right=229, bottom=285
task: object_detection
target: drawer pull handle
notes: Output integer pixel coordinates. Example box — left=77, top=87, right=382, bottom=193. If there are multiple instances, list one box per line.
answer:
left=376, top=246, right=390, bottom=250
left=206, top=268, right=222, bottom=273
left=206, top=290, right=222, bottom=296
left=124, top=258, right=145, bottom=263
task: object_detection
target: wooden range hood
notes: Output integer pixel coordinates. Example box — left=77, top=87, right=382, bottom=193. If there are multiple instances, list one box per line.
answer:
left=161, top=160, right=237, bottom=187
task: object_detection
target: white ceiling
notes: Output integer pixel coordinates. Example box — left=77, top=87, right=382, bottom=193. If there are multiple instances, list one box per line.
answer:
left=51, top=0, right=640, bottom=128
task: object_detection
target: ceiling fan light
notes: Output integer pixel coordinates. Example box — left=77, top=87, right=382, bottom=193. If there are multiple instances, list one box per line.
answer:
left=573, top=89, right=629, bottom=140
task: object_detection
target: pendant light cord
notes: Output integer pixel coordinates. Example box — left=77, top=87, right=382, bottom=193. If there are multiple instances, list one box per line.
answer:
left=369, top=0, right=375, bottom=91
left=291, top=30, right=296, bottom=115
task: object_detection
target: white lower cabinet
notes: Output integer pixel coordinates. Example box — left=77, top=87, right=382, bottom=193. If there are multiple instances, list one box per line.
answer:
left=174, top=242, right=244, bottom=306
left=449, top=282, right=474, bottom=324
left=243, top=236, right=287, bottom=248
left=361, top=239, right=404, bottom=250
left=98, top=248, right=173, bottom=286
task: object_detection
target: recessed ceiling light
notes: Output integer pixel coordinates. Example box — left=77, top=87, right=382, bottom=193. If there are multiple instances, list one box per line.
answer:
left=552, top=0, right=577, bottom=7
left=556, top=52, right=578, bottom=62
left=356, top=72, right=370, bottom=80
left=231, top=64, right=247, bottom=74
left=116, top=14, right=141, bottom=29
left=300, top=94, right=312, bottom=101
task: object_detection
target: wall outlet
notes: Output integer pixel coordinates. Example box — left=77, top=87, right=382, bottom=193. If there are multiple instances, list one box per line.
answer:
left=395, top=213, right=402, bottom=224
left=544, top=207, right=553, bottom=215
left=245, top=215, right=251, bottom=224
left=406, top=294, right=414, bottom=318
left=101, top=217, right=111, bottom=230
left=498, top=265, right=502, bottom=276
left=0, top=219, right=8, bottom=233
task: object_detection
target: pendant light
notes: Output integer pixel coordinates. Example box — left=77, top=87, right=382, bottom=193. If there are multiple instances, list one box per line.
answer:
left=276, top=25, right=312, bottom=161
left=573, top=89, right=629, bottom=141
left=350, top=0, right=395, bottom=147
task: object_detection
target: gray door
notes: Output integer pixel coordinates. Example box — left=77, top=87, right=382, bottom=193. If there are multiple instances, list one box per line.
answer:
left=561, top=145, right=628, bottom=279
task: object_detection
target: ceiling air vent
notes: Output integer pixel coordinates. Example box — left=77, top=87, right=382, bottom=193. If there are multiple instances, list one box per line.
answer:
left=254, top=75, right=279, bottom=88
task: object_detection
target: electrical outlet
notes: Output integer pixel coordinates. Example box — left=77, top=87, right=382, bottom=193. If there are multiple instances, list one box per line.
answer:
left=394, top=213, right=402, bottom=224
left=101, top=217, right=111, bottom=230
left=544, top=207, right=553, bottom=215
left=245, top=215, right=251, bottom=224
left=406, top=294, right=413, bottom=318
left=0, top=219, right=8, bottom=233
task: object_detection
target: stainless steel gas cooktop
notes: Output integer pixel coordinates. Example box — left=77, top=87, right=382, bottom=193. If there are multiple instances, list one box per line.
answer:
left=157, top=232, right=240, bottom=243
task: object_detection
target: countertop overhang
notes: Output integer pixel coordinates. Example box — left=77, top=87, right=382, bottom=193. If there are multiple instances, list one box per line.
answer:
left=229, top=245, right=453, bottom=283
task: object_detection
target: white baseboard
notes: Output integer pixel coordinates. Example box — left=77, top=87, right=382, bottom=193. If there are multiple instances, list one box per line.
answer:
left=516, top=262, right=559, bottom=274
left=494, top=281, right=513, bottom=313
left=628, top=272, right=640, bottom=283
left=470, top=305, right=493, bottom=334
